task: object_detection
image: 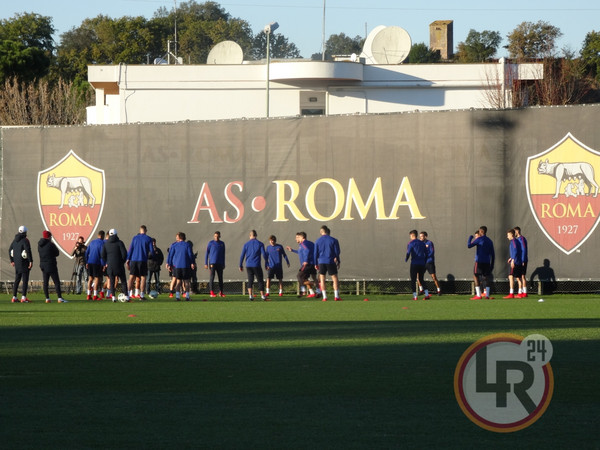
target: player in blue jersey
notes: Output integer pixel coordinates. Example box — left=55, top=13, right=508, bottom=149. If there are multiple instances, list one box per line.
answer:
left=419, top=231, right=441, bottom=296
left=314, top=225, right=341, bottom=301
left=406, top=230, right=429, bottom=300
left=205, top=231, right=226, bottom=298
left=287, top=231, right=319, bottom=298
left=265, top=235, right=290, bottom=298
left=514, top=226, right=528, bottom=298
left=166, top=232, right=195, bottom=301
left=467, top=225, right=495, bottom=300
left=504, top=229, right=523, bottom=299
left=85, top=230, right=105, bottom=300
left=126, top=225, right=154, bottom=300
left=239, top=230, right=268, bottom=301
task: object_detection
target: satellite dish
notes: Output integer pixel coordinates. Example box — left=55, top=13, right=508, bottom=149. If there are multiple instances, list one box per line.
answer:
left=370, top=26, right=411, bottom=64
left=207, top=41, right=244, bottom=64
left=360, top=25, right=386, bottom=64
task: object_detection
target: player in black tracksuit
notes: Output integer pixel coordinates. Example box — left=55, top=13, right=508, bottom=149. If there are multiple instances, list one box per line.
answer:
left=101, top=230, right=129, bottom=301
left=38, top=230, right=66, bottom=303
left=9, top=226, right=33, bottom=302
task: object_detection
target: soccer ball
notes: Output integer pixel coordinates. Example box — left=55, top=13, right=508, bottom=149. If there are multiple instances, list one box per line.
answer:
left=149, top=290, right=158, bottom=299
left=118, top=293, right=129, bottom=303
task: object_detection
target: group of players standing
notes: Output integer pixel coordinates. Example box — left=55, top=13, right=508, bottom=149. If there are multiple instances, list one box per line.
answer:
left=8, top=223, right=342, bottom=303
left=237, top=225, right=341, bottom=301
left=9, top=221, right=527, bottom=303
left=405, top=225, right=528, bottom=301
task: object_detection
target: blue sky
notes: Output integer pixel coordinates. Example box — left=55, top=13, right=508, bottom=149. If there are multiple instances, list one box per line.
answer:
left=3, top=0, right=599, bottom=58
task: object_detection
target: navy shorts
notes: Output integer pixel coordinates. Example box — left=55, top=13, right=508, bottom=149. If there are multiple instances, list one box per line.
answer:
left=474, top=262, right=492, bottom=277
left=318, top=263, right=338, bottom=276
left=129, top=260, right=148, bottom=277
left=510, top=264, right=523, bottom=278
left=425, top=262, right=436, bottom=275
left=268, top=265, right=284, bottom=280
left=173, top=267, right=192, bottom=280
left=88, top=263, right=103, bottom=278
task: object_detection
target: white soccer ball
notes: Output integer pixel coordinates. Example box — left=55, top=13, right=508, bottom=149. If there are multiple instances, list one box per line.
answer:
left=118, top=293, right=129, bottom=303
left=538, top=298, right=545, bottom=303
left=149, top=290, right=158, bottom=299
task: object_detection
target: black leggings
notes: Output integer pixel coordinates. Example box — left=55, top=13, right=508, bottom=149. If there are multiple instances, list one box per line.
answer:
left=42, top=268, right=63, bottom=299
left=209, top=264, right=224, bottom=292
left=410, top=264, right=426, bottom=292
left=13, top=269, right=30, bottom=297
left=246, top=266, right=264, bottom=292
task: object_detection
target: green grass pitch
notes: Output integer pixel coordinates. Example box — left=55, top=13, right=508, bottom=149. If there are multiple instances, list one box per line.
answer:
left=1, top=293, right=598, bottom=449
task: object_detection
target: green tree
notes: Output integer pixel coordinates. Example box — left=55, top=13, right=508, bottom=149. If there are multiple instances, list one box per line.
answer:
left=250, top=31, right=301, bottom=60
left=581, top=31, right=600, bottom=83
left=407, top=43, right=441, bottom=63
left=312, top=33, right=363, bottom=60
left=151, top=1, right=254, bottom=64
left=0, top=13, right=55, bottom=82
left=55, top=15, right=154, bottom=85
left=506, top=21, right=562, bottom=59
left=456, top=29, right=501, bottom=62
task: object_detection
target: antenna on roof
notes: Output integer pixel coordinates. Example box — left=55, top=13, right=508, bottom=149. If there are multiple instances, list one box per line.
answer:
left=321, top=0, right=326, bottom=61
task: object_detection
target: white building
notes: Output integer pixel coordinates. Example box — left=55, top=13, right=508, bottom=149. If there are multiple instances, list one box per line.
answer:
left=87, top=59, right=543, bottom=125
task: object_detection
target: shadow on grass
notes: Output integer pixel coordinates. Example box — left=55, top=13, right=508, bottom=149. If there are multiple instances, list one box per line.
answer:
left=1, top=320, right=599, bottom=449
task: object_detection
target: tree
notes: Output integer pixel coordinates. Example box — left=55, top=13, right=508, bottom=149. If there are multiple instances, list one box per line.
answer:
left=250, top=31, right=301, bottom=60
left=456, top=29, right=501, bottom=62
left=312, top=33, right=363, bottom=60
left=581, top=31, right=600, bottom=83
left=407, top=43, right=441, bottom=64
left=154, top=1, right=254, bottom=64
left=55, top=15, right=155, bottom=86
left=506, top=21, right=562, bottom=59
left=0, top=13, right=55, bottom=82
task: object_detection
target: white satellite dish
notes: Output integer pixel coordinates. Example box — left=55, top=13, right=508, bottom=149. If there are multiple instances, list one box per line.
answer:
left=360, top=25, right=386, bottom=64
left=207, top=41, right=244, bottom=64
left=370, top=26, right=411, bottom=64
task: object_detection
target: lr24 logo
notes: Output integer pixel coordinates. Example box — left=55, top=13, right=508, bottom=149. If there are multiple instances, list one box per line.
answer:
left=454, top=333, right=554, bottom=433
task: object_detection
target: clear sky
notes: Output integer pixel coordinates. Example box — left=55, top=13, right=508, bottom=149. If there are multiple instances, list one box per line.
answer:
left=2, top=0, right=599, bottom=58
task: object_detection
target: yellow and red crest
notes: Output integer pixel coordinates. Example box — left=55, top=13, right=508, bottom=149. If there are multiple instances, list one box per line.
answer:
left=526, top=133, right=600, bottom=254
left=37, top=150, right=105, bottom=257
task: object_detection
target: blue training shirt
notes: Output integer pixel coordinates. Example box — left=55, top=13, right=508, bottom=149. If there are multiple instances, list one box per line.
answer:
left=468, top=234, right=495, bottom=267
left=85, top=238, right=105, bottom=265
left=406, top=239, right=427, bottom=265
left=205, top=239, right=226, bottom=266
left=127, top=233, right=154, bottom=262
left=239, top=239, right=267, bottom=268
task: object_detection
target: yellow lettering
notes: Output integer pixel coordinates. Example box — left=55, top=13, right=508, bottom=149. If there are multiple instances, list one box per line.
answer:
left=584, top=203, right=596, bottom=217
left=48, top=212, right=93, bottom=226
left=342, top=177, right=390, bottom=220
left=541, top=203, right=551, bottom=218
left=306, top=178, right=345, bottom=221
left=566, top=203, right=581, bottom=218
left=273, top=180, right=308, bottom=222
left=388, top=177, right=425, bottom=219
left=552, top=203, right=566, bottom=218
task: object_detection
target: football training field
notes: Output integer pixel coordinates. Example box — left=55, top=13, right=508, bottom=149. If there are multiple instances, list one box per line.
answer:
left=1, top=293, right=598, bottom=449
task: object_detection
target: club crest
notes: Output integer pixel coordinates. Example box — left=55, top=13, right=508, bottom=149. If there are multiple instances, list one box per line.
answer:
left=37, top=150, right=105, bottom=257
left=526, top=133, right=600, bottom=254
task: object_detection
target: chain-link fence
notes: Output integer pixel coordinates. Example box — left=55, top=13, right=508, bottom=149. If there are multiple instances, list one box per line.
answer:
left=4, top=278, right=600, bottom=296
